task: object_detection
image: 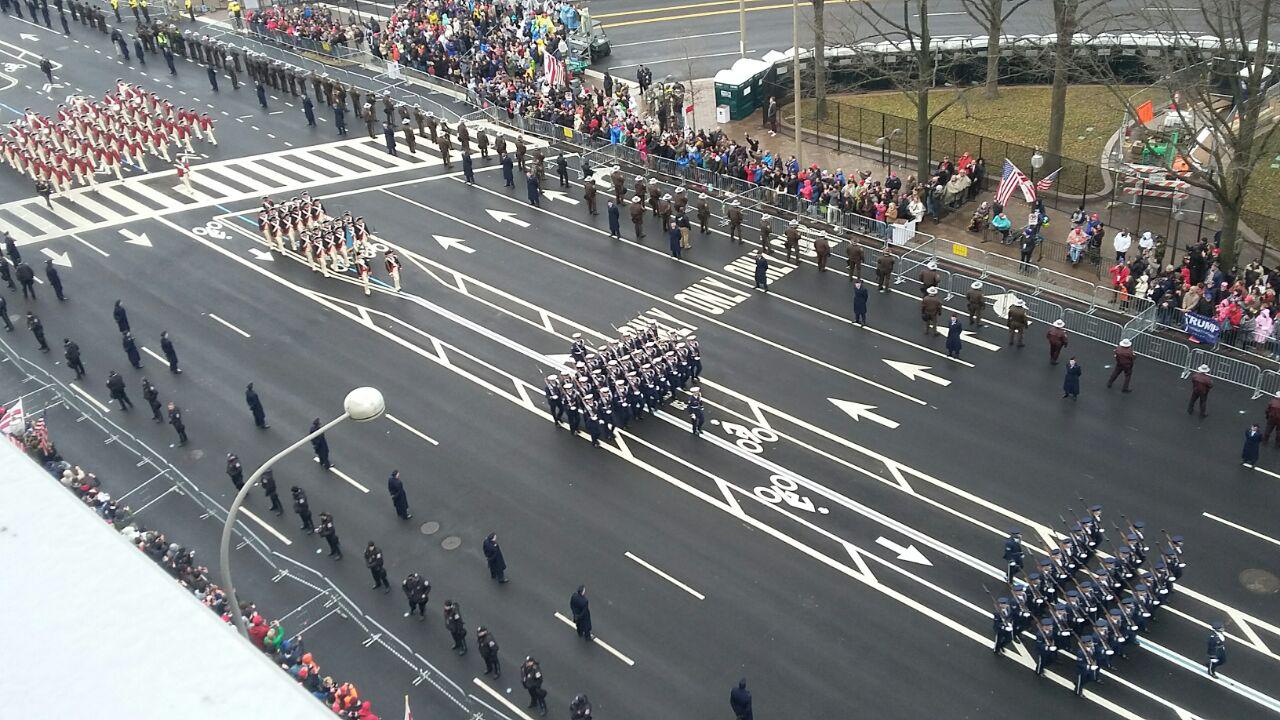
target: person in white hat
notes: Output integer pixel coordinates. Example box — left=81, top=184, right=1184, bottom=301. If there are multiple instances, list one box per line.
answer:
left=727, top=199, right=744, bottom=242
left=759, top=215, right=774, bottom=254
left=1047, top=318, right=1069, bottom=365
left=1007, top=298, right=1029, bottom=347
left=696, top=193, right=711, bottom=235
left=921, top=286, right=943, bottom=336
left=1107, top=338, right=1135, bottom=392
left=966, top=281, right=985, bottom=326
left=920, top=261, right=940, bottom=296
left=1188, top=364, right=1213, bottom=417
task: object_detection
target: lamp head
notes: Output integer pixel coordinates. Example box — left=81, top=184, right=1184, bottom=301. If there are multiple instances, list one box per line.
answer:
left=344, top=387, right=386, bottom=422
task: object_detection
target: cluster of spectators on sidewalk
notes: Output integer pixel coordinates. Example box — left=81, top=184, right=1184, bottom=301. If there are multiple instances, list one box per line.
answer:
left=15, top=422, right=381, bottom=719
left=247, top=4, right=368, bottom=47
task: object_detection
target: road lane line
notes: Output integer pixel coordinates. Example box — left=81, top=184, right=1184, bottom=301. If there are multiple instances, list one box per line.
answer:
left=206, top=312, right=251, bottom=337
left=386, top=413, right=440, bottom=445
left=240, top=507, right=293, bottom=545
left=385, top=187, right=926, bottom=407
left=141, top=346, right=167, bottom=365
left=552, top=612, right=636, bottom=666
left=624, top=551, right=705, bottom=600
left=1251, top=465, right=1280, bottom=481
left=69, top=233, right=109, bottom=257
left=610, top=30, right=740, bottom=47
left=69, top=381, right=112, bottom=413
left=471, top=678, right=535, bottom=720
left=132, top=485, right=179, bottom=514
left=324, top=464, right=370, bottom=493
left=155, top=215, right=1184, bottom=720
left=1203, top=512, right=1280, bottom=547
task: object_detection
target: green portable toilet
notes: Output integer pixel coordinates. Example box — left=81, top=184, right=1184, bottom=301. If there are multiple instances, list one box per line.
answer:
left=713, top=58, right=772, bottom=121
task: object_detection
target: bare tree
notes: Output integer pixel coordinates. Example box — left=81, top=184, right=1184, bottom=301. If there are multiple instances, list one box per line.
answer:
left=839, top=0, right=968, bottom=179
left=813, top=0, right=828, bottom=119
left=960, top=0, right=1033, bottom=99
left=1087, top=0, right=1279, bottom=266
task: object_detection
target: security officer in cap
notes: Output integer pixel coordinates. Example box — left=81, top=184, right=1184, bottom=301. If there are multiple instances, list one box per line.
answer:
left=1003, top=527, right=1024, bottom=583
left=759, top=215, right=773, bottom=254
left=919, top=261, right=940, bottom=295
left=501, top=152, right=515, bottom=188
left=401, top=118, right=416, bottom=154
left=992, top=596, right=1014, bottom=654
left=814, top=232, right=830, bottom=271
left=1007, top=298, right=1029, bottom=347
left=629, top=196, right=646, bottom=239
left=727, top=199, right=743, bottom=242
left=784, top=219, right=801, bottom=263
left=966, top=281, right=985, bottom=326
left=875, top=251, right=895, bottom=292
left=583, top=175, right=597, bottom=215
left=1207, top=621, right=1227, bottom=677
left=365, top=541, right=390, bottom=592
left=1188, top=364, right=1213, bottom=417
left=921, top=287, right=943, bottom=336
left=689, top=387, right=704, bottom=435
left=696, top=194, right=710, bottom=234
left=607, top=199, right=620, bottom=239
left=847, top=238, right=864, bottom=281
left=462, top=151, right=475, bottom=184
left=1108, top=338, right=1135, bottom=391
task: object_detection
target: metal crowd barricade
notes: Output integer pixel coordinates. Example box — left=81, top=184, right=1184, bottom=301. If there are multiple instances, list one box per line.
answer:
left=1019, top=294, right=1065, bottom=326
left=1035, top=267, right=1100, bottom=309
left=1130, top=330, right=1192, bottom=370
left=1064, top=308, right=1123, bottom=347
left=1189, top=348, right=1264, bottom=397
left=1259, top=370, right=1280, bottom=399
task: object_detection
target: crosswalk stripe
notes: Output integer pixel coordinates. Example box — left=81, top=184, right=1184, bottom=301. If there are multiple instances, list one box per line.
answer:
left=311, top=146, right=384, bottom=173
left=343, top=141, right=415, bottom=167
left=235, top=160, right=298, bottom=187
left=8, top=205, right=63, bottom=234
left=70, top=192, right=126, bottom=223
left=257, top=157, right=324, bottom=182
left=47, top=199, right=94, bottom=228
left=186, top=172, right=241, bottom=198
left=206, top=165, right=273, bottom=192
left=283, top=150, right=348, bottom=177
left=95, top=185, right=160, bottom=214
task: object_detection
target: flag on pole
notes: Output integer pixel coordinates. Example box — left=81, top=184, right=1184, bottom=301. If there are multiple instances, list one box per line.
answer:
left=33, top=416, right=51, bottom=455
left=403, top=695, right=412, bottom=720
left=1035, top=167, right=1062, bottom=192
left=995, top=159, right=1030, bottom=207
left=0, top=399, right=25, bottom=436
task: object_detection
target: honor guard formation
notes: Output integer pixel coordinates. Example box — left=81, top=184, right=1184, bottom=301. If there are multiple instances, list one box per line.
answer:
left=545, top=323, right=704, bottom=446
left=991, top=502, right=1200, bottom=696
left=2, top=81, right=215, bottom=196
left=256, top=194, right=402, bottom=294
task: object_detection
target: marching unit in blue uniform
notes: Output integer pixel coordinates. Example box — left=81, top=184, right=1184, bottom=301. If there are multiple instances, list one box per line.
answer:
left=1207, top=622, right=1227, bottom=677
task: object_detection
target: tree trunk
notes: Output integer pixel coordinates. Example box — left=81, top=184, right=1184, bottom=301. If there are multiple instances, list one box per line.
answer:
left=916, top=86, right=931, bottom=179
left=914, top=0, right=933, bottom=179
left=1045, top=0, right=1075, bottom=165
left=813, top=0, right=827, bottom=120
left=1217, top=198, right=1243, bottom=268
left=983, top=9, right=1002, bottom=99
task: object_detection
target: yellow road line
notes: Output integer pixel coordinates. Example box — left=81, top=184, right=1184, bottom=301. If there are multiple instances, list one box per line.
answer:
left=600, top=2, right=794, bottom=28
left=594, top=0, right=783, bottom=19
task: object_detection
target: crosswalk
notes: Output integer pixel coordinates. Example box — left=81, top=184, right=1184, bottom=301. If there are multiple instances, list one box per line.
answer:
left=0, top=134, right=454, bottom=244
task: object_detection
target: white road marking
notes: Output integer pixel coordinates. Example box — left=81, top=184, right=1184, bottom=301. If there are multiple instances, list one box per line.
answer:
left=471, top=678, right=534, bottom=720
left=69, top=233, right=109, bottom=257
left=141, top=346, right=167, bottom=365
left=875, top=536, right=931, bottom=565
left=433, top=235, right=475, bottom=253
left=206, top=312, right=251, bottom=337
left=1203, top=512, right=1280, bottom=547
left=206, top=164, right=274, bottom=192
left=552, top=612, right=636, bottom=666
left=9, top=205, right=61, bottom=234
left=624, top=551, right=705, bottom=600
left=94, top=184, right=156, bottom=214
left=132, top=485, right=179, bottom=514
left=187, top=173, right=242, bottom=198
left=240, top=507, right=293, bottom=545
left=327, top=465, right=370, bottom=493
left=610, top=30, right=740, bottom=47
left=883, top=359, right=950, bottom=386
left=47, top=200, right=93, bottom=228
left=69, top=381, right=111, bottom=413
left=828, top=398, right=899, bottom=429
left=1251, top=465, right=1280, bottom=481
left=72, top=193, right=125, bottom=222
left=386, top=413, right=440, bottom=445
left=158, top=215, right=1167, bottom=720
left=608, top=51, right=741, bottom=71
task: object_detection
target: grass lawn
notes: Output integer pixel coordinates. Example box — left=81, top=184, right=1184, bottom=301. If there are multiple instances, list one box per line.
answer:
left=1245, top=132, right=1280, bottom=243
left=788, top=85, right=1153, bottom=196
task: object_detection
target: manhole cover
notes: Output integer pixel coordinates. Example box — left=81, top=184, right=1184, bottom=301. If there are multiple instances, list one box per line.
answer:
left=420, top=521, right=440, bottom=535
left=189, top=449, right=205, bottom=460
left=441, top=535, right=462, bottom=551
left=1240, top=569, right=1280, bottom=594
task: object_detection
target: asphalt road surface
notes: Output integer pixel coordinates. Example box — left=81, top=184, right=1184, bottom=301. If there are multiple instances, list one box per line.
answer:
left=2, top=12, right=1280, bottom=720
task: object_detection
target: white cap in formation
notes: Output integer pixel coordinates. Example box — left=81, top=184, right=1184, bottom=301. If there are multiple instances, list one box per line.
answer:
left=1119, top=339, right=1132, bottom=347
left=1053, top=319, right=1065, bottom=328
left=971, top=281, right=983, bottom=290
left=927, top=287, right=939, bottom=295
left=1197, top=364, right=1211, bottom=373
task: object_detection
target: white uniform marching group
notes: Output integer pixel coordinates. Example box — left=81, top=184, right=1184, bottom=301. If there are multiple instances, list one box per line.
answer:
left=256, top=193, right=402, bottom=296
left=1, top=81, right=216, bottom=196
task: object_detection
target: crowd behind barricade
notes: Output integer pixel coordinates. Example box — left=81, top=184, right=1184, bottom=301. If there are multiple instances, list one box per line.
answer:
left=9, top=417, right=382, bottom=719
left=246, top=4, right=368, bottom=47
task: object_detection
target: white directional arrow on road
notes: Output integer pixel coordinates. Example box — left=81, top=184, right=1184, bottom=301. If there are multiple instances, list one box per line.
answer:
left=988, top=292, right=1020, bottom=319
left=119, top=229, right=152, bottom=247
left=543, top=190, right=579, bottom=205
left=249, top=248, right=275, bottom=261
left=961, top=330, right=1002, bottom=352
left=20, top=33, right=38, bottom=42
left=433, top=235, right=475, bottom=254
left=828, top=398, right=899, bottom=430
left=485, top=209, right=530, bottom=228
left=41, top=82, right=64, bottom=94
left=876, top=536, right=932, bottom=565
left=41, top=248, right=71, bottom=267
left=883, top=359, right=951, bottom=386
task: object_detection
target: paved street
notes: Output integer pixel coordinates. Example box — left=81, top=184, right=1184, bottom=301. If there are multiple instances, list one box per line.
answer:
left=2, top=9, right=1280, bottom=720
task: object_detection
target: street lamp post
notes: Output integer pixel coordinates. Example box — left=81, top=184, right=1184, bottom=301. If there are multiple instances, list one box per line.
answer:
left=791, top=0, right=802, bottom=169
left=219, top=387, right=386, bottom=638
left=1030, top=148, right=1045, bottom=185
left=877, top=128, right=902, bottom=174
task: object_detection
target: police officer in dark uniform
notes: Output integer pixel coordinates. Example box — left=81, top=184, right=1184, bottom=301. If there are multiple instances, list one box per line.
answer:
left=15, top=261, right=35, bottom=299
left=310, top=417, right=331, bottom=469
left=383, top=122, right=397, bottom=156
left=526, top=170, right=540, bottom=206
left=317, top=511, right=341, bottom=559
left=444, top=599, right=467, bottom=655
left=333, top=102, right=346, bottom=136
left=260, top=469, right=283, bottom=515
left=483, top=532, right=508, bottom=583
left=44, top=258, right=65, bottom=300
left=689, top=386, right=704, bottom=435
left=365, top=542, right=390, bottom=591
left=167, top=401, right=187, bottom=445
left=521, top=657, right=548, bottom=715
left=570, top=695, right=592, bottom=720
left=226, top=452, right=244, bottom=491
left=245, top=382, right=268, bottom=428
left=501, top=152, right=515, bottom=188
left=607, top=200, right=620, bottom=238
left=555, top=153, right=569, bottom=187
left=1207, top=621, right=1227, bottom=677
left=730, top=679, right=753, bottom=720
left=159, top=330, right=180, bottom=373
left=122, top=331, right=143, bottom=368
left=302, top=94, right=315, bottom=126
left=569, top=585, right=592, bottom=640
left=63, top=338, right=85, bottom=378
left=0, top=257, right=14, bottom=290
left=403, top=572, right=430, bottom=618
left=106, top=370, right=132, bottom=410
left=1003, top=527, right=1024, bottom=583
left=544, top=374, right=564, bottom=426
left=462, top=151, right=475, bottom=184
left=478, top=626, right=500, bottom=678
left=0, top=294, right=10, bottom=333
left=583, top=177, right=597, bottom=215
left=141, top=377, right=161, bottom=421
left=387, top=469, right=412, bottom=520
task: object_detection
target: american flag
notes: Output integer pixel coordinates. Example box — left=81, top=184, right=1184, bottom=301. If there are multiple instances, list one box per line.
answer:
left=403, top=695, right=412, bottom=720
left=33, top=416, right=52, bottom=455
left=995, top=159, right=1029, bottom=207
left=1035, top=167, right=1062, bottom=192
left=0, top=399, right=24, bottom=436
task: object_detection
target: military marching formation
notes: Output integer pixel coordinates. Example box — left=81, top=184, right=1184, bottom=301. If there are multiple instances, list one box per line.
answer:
left=255, top=194, right=402, bottom=295
left=990, top=503, right=1200, bottom=696
left=544, top=323, right=705, bottom=445
left=1, top=81, right=215, bottom=197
